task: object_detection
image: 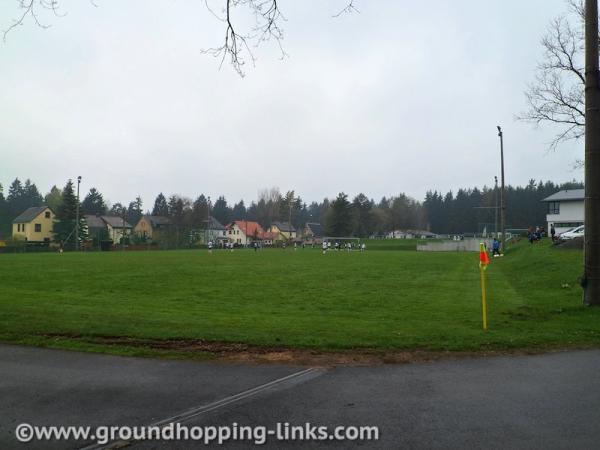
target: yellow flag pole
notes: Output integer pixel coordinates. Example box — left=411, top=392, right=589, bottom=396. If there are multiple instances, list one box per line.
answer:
left=480, top=265, right=488, bottom=330
left=479, top=242, right=489, bottom=331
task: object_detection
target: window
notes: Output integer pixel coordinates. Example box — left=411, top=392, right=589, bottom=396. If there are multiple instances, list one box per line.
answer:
left=45, top=211, right=50, bottom=218
left=547, top=202, right=560, bottom=215
left=35, top=224, right=42, bottom=232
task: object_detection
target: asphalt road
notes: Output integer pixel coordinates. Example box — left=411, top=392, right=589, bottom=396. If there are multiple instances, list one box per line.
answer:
left=1, top=344, right=600, bottom=449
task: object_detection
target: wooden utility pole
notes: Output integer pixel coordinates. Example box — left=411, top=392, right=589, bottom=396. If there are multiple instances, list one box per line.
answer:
left=584, top=0, right=600, bottom=305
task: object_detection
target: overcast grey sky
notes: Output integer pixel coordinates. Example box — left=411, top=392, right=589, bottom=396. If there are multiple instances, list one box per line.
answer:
left=0, top=0, right=584, bottom=208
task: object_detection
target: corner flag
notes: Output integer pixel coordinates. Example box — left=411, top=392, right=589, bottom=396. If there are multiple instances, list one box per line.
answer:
left=479, top=242, right=489, bottom=330
left=479, top=242, right=490, bottom=268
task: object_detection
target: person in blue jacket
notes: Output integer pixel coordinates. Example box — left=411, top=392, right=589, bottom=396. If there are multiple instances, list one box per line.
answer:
left=492, top=238, right=501, bottom=257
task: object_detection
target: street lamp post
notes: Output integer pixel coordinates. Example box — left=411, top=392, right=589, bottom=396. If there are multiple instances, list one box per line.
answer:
left=206, top=196, right=211, bottom=246
left=494, top=176, right=499, bottom=237
left=287, top=191, right=295, bottom=242
left=75, top=176, right=81, bottom=251
left=496, top=127, right=506, bottom=252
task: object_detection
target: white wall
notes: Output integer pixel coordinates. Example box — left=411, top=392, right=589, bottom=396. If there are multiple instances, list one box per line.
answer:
left=546, top=200, right=584, bottom=234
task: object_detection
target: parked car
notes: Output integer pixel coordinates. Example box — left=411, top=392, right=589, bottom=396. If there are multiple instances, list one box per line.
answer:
left=559, top=225, right=585, bottom=240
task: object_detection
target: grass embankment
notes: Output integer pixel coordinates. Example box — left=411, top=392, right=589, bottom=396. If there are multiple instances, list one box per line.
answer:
left=0, top=241, right=598, bottom=360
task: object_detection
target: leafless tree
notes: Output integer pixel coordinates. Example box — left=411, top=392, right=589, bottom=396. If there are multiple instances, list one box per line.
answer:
left=4, top=1, right=358, bottom=76
left=4, top=0, right=62, bottom=42
left=518, top=0, right=597, bottom=149
left=201, top=0, right=287, bottom=77
left=202, top=0, right=358, bottom=76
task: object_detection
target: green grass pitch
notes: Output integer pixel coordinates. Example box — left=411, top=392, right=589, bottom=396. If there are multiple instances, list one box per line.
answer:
left=1, top=240, right=599, bottom=357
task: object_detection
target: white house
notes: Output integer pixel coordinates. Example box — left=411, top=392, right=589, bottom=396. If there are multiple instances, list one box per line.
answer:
left=541, top=189, right=584, bottom=234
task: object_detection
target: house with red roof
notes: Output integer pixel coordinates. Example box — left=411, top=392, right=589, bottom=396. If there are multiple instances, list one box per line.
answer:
left=225, top=220, right=265, bottom=246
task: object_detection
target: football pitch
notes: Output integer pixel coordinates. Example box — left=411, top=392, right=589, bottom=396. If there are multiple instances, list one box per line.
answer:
left=1, top=240, right=599, bottom=359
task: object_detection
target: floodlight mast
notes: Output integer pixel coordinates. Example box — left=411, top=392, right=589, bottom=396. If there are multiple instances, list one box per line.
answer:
left=583, top=0, right=600, bottom=305
left=496, top=127, right=506, bottom=253
left=75, top=176, right=81, bottom=251
left=494, top=176, right=499, bottom=237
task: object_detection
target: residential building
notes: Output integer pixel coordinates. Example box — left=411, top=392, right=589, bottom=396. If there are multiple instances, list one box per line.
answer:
left=541, top=189, right=584, bottom=234
left=206, top=216, right=227, bottom=243
left=134, top=215, right=172, bottom=240
left=12, top=206, right=55, bottom=244
left=85, top=215, right=133, bottom=243
left=268, top=221, right=296, bottom=240
left=303, top=222, right=323, bottom=243
left=226, top=220, right=265, bottom=245
left=84, top=215, right=108, bottom=242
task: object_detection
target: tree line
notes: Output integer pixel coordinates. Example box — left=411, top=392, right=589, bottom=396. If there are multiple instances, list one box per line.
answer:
left=0, top=177, right=584, bottom=243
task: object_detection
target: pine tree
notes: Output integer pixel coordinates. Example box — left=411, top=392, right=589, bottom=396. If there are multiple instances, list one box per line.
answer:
left=54, top=180, right=79, bottom=246
left=7, top=178, right=24, bottom=220
left=0, top=184, right=9, bottom=238
left=79, top=216, right=89, bottom=244
left=327, top=192, right=353, bottom=236
left=352, top=193, right=374, bottom=237
left=232, top=200, right=247, bottom=220
left=109, top=203, right=126, bottom=216
left=23, top=179, right=43, bottom=207
left=81, top=188, right=107, bottom=215
left=44, top=186, right=63, bottom=212
left=152, top=193, right=169, bottom=216
left=192, top=195, right=209, bottom=228
left=127, top=196, right=143, bottom=225
left=212, top=196, right=231, bottom=225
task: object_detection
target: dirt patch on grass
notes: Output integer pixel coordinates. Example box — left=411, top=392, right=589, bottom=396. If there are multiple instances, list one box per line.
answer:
left=36, top=333, right=576, bottom=367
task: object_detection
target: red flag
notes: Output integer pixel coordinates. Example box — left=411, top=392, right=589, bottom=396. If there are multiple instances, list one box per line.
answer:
left=479, top=243, right=490, bottom=267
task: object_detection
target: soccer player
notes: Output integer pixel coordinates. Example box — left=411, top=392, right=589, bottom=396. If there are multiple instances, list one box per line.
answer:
left=208, top=240, right=213, bottom=254
left=322, top=240, right=328, bottom=254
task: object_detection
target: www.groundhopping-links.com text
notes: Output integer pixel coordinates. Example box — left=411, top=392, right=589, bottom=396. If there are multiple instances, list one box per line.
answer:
left=15, top=422, right=380, bottom=445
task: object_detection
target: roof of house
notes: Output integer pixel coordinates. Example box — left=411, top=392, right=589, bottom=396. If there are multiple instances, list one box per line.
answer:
left=101, top=215, right=132, bottom=229
left=272, top=221, right=296, bottom=232
left=227, top=220, right=265, bottom=237
left=142, top=215, right=172, bottom=228
left=207, top=216, right=225, bottom=230
left=541, top=189, right=585, bottom=202
left=262, top=231, right=278, bottom=240
left=305, top=222, right=323, bottom=237
left=84, top=215, right=106, bottom=229
left=12, top=206, right=50, bottom=223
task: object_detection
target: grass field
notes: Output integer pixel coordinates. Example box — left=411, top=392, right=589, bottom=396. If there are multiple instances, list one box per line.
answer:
left=1, top=240, right=599, bottom=359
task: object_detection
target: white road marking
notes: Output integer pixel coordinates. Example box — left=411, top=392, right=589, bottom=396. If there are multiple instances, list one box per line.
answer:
left=80, top=367, right=324, bottom=450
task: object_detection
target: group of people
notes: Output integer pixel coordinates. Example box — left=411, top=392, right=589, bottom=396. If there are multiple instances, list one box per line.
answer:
left=321, top=241, right=366, bottom=254
left=527, top=226, right=548, bottom=244
left=208, top=240, right=365, bottom=254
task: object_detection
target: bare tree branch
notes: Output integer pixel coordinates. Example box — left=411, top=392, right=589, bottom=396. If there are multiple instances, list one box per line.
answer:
left=2, top=0, right=105, bottom=42
left=517, top=0, right=594, bottom=149
left=333, top=0, right=359, bottom=18
left=202, top=1, right=358, bottom=76
left=201, top=0, right=286, bottom=77
left=4, top=1, right=358, bottom=77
